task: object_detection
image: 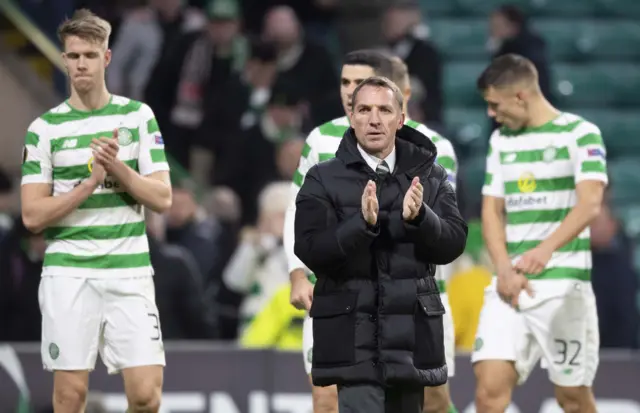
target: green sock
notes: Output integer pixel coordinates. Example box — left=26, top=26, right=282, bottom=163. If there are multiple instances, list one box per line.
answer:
left=448, top=404, right=458, bottom=413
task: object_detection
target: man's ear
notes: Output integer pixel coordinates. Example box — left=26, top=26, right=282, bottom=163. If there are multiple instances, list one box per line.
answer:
left=104, top=48, right=112, bottom=68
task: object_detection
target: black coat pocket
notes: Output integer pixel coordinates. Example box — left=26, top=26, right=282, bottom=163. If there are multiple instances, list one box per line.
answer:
left=413, top=292, right=446, bottom=369
left=310, top=292, right=358, bottom=367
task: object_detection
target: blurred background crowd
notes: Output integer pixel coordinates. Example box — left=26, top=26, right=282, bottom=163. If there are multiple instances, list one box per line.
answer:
left=0, top=0, right=639, bottom=353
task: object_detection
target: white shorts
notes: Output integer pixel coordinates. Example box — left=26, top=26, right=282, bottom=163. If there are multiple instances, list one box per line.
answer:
left=39, top=276, right=166, bottom=374
left=471, top=280, right=599, bottom=387
left=302, top=293, right=456, bottom=378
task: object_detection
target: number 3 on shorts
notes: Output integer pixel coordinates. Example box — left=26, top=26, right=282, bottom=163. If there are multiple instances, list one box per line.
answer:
left=148, top=313, right=161, bottom=341
left=554, top=339, right=581, bottom=366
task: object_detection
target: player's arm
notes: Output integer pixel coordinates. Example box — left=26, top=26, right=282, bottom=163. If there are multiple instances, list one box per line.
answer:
left=481, top=136, right=511, bottom=273
left=534, top=128, right=606, bottom=256
left=21, top=122, right=100, bottom=233
left=436, top=137, right=458, bottom=191
left=99, top=105, right=172, bottom=213
left=284, top=131, right=321, bottom=280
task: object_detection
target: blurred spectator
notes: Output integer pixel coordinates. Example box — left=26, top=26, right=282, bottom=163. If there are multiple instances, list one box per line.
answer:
left=146, top=210, right=219, bottom=339
left=107, top=0, right=205, bottom=101
left=276, top=138, right=305, bottom=180
left=0, top=216, right=44, bottom=341
left=382, top=0, right=444, bottom=127
left=200, top=38, right=279, bottom=186
left=0, top=168, right=15, bottom=241
left=219, top=182, right=291, bottom=338
left=262, top=5, right=341, bottom=125
left=169, top=0, right=248, bottom=168
left=221, top=77, right=305, bottom=225
left=164, top=179, right=225, bottom=286
left=487, top=4, right=552, bottom=101
left=591, top=194, right=640, bottom=349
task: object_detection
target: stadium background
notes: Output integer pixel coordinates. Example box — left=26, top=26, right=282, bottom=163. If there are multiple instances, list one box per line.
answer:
left=0, top=0, right=639, bottom=411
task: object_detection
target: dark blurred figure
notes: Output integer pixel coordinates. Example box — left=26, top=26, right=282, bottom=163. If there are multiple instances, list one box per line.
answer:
left=0, top=217, right=45, bottom=341
left=382, top=0, right=443, bottom=127
left=200, top=38, right=279, bottom=186
left=108, top=0, right=205, bottom=101
left=488, top=5, right=552, bottom=101
left=146, top=210, right=219, bottom=339
left=222, top=78, right=305, bottom=226
left=591, top=194, right=640, bottom=349
left=262, top=5, right=341, bottom=125
left=0, top=168, right=15, bottom=241
left=276, top=138, right=305, bottom=180
left=169, top=0, right=247, bottom=168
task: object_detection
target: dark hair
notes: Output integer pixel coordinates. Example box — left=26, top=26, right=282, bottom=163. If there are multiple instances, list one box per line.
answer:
left=495, top=4, right=528, bottom=29
left=351, top=76, right=404, bottom=110
left=476, top=54, right=538, bottom=91
left=343, top=50, right=395, bottom=80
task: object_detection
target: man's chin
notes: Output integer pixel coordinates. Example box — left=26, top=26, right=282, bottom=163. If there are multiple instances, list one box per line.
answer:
left=72, top=79, right=94, bottom=92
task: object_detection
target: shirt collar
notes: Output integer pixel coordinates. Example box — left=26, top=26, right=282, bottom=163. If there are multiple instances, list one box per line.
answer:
left=357, top=144, right=396, bottom=173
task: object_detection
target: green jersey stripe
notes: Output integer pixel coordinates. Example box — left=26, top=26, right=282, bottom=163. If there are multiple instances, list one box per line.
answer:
left=437, top=156, right=456, bottom=171
left=40, top=100, right=143, bottom=125
left=318, top=153, right=334, bottom=162
left=292, top=169, right=303, bottom=187
left=500, top=119, right=582, bottom=137
left=147, top=118, right=160, bottom=134
left=500, top=147, right=570, bottom=164
left=577, top=133, right=603, bottom=147
left=44, top=221, right=146, bottom=241
left=50, top=128, right=140, bottom=153
left=504, top=176, right=574, bottom=194
left=507, top=208, right=571, bottom=225
left=507, top=237, right=590, bottom=256
left=581, top=160, right=606, bottom=173
left=43, top=252, right=151, bottom=269
left=485, top=173, right=493, bottom=186
left=150, top=149, right=166, bottom=163
left=318, top=123, right=347, bottom=138
left=22, top=161, right=41, bottom=176
left=25, top=131, right=39, bottom=146
left=53, top=159, right=138, bottom=181
left=79, top=192, right=137, bottom=209
left=301, top=143, right=311, bottom=158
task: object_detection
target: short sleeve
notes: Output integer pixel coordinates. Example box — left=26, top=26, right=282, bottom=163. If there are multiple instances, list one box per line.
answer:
left=434, top=137, right=458, bottom=191
left=571, top=123, right=608, bottom=185
left=21, top=119, right=53, bottom=185
left=482, top=132, right=504, bottom=198
left=138, top=104, right=170, bottom=176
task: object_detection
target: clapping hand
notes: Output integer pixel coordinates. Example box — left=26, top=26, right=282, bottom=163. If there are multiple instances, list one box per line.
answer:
left=361, top=180, right=379, bottom=226
left=90, top=129, right=120, bottom=171
left=402, top=177, right=423, bottom=221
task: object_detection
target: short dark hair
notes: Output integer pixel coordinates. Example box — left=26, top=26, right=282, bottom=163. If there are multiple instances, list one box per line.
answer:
left=351, top=76, right=404, bottom=110
left=343, top=50, right=395, bottom=80
left=476, top=54, right=538, bottom=91
left=495, top=4, right=528, bottom=29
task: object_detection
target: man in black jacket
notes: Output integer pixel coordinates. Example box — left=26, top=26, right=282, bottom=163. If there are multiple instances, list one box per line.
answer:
left=294, top=76, right=467, bottom=413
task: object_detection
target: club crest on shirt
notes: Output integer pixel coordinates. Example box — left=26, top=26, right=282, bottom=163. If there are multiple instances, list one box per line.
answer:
left=117, top=127, right=133, bottom=146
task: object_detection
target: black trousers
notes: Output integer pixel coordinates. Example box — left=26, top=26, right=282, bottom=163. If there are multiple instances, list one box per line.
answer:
left=337, top=384, right=424, bottom=413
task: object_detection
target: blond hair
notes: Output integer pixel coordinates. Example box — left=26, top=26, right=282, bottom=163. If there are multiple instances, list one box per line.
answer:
left=57, top=9, right=112, bottom=48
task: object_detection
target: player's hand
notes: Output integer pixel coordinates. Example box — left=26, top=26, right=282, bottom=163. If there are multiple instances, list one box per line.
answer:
left=88, top=159, right=107, bottom=187
left=91, top=130, right=120, bottom=171
left=514, top=246, right=553, bottom=275
left=290, top=269, right=314, bottom=311
left=496, top=265, right=534, bottom=308
left=403, top=177, right=423, bottom=221
left=361, top=180, right=378, bottom=226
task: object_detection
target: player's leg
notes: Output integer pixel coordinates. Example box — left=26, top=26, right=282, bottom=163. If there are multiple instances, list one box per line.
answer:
left=472, top=288, right=535, bottom=413
left=303, top=314, right=338, bottom=412
left=101, top=277, right=165, bottom=413
left=536, top=284, right=599, bottom=413
left=40, top=276, right=103, bottom=412
left=423, top=293, right=456, bottom=413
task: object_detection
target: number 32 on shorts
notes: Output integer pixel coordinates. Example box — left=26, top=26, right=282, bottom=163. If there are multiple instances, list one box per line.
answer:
left=554, top=339, right=581, bottom=366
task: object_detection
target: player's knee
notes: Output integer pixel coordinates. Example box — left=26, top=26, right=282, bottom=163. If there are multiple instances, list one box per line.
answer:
left=128, top=384, right=161, bottom=413
left=53, top=381, right=88, bottom=413
left=475, top=380, right=511, bottom=413
left=555, top=386, right=592, bottom=413
left=423, top=386, right=450, bottom=413
left=312, top=385, right=338, bottom=413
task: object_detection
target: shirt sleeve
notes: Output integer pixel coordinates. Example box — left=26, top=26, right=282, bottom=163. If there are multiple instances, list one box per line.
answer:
left=284, top=128, right=321, bottom=273
left=434, top=137, right=458, bottom=191
left=571, top=123, right=608, bottom=185
left=21, top=119, right=53, bottom=185
left=482, top=131, right=504, bottom=198
left=138, top=103, right=170, bottom=176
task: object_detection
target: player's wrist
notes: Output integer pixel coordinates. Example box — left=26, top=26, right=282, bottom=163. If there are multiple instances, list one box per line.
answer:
left=290, top=269, right=308, bottom=283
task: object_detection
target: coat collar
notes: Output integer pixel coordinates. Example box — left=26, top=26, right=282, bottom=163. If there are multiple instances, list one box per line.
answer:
left=336, top=125, right=438, bottom=175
